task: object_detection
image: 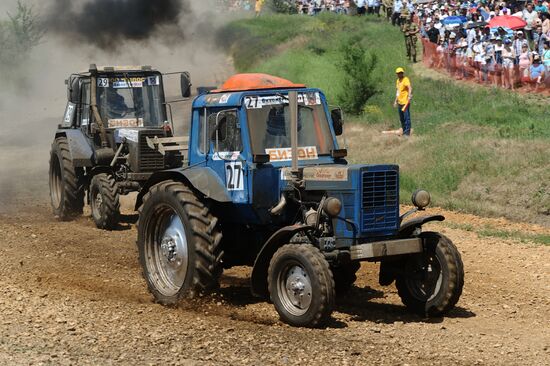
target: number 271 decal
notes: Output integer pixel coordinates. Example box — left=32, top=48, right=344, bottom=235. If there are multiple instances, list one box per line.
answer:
left=225, top=162, right=244, bottom=191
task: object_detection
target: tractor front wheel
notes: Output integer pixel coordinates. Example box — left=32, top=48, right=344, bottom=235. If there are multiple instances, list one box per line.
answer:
left=49, top=137, right=84, bottom=220
left=137, top=181, right=223, bottom=305
left=268, top=244, right=335, bottom=328
left=90, top=173, right=120, bottom=230
left=396, top=232, right=464, bottom=317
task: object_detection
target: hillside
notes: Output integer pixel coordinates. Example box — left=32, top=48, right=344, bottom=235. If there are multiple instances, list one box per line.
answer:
left=219, top=14, right=550, bottom=226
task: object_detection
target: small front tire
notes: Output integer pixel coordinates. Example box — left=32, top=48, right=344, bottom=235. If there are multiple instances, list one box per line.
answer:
left=268, top=244, right=335, bottom=328
left=396, top=232, right=464, bottom=317
left=90, top=173, right=120, bottom=230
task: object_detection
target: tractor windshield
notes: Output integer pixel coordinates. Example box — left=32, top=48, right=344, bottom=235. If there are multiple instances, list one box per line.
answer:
left=96, top=74, right=165, bottom=128
left=246, top=93, right=334, bottom=161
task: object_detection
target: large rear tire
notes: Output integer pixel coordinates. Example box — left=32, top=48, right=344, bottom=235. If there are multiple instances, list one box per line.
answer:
left=137, top=181, right=223, bottom=305
left=396, top=232, right=464, bottom=317
left=268, top=244, right=335, bottom=328
left=90, top=173, right=120, bottom=230
left=49, top=137, right=84, bottom=220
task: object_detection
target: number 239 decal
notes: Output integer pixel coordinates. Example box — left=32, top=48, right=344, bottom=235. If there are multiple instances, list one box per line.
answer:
left=225, top=162, right=244, bottom=191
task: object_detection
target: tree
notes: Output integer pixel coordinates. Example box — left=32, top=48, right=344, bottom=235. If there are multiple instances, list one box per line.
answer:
left=0, top=1, right=43, bottom=69
left=337, top=37, right=379, bottom=115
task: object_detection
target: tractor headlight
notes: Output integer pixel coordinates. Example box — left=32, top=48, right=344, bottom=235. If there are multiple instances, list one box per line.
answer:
left=323, top=197, right=342, bottom=217
left=412, top=189, right=431, bottom=209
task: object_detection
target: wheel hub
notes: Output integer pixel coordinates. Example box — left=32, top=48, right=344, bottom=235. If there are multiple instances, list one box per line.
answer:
left=160, top=237, right=179, bottom=264
left=283, top=266, right=312, bottom=312
left=94, top=193, right=103, bottom=210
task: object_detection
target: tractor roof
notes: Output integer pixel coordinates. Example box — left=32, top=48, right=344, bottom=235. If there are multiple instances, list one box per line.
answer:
left=78, top=65, right=158, bottom=75
left=211, top=73, right=305, bottom=93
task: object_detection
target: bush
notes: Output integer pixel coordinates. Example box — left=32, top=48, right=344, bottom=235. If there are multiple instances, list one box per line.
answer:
left=336, top=37, right=379, bottom=115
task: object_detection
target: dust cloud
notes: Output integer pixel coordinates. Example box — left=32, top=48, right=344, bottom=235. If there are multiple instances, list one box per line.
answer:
left=0, top=0, right=238, bottom=212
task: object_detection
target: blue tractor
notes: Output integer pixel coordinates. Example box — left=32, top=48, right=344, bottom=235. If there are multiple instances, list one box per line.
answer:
left=133, top=73, right=464, bottom=328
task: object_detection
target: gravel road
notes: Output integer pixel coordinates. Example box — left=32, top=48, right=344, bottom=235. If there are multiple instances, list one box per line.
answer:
left=0, top=201, right=549, bottom=365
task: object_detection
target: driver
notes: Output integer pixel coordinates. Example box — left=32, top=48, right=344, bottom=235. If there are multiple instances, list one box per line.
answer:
left=102, top=88, right=129, bottom=119
left=263, top=105, right=303, bottom=149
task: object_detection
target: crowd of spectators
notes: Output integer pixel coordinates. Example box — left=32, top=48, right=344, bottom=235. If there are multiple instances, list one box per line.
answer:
left=411, top=1, right=550, bottom=91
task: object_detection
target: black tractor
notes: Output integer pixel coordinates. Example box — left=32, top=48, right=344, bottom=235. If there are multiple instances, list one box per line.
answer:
left=49, top=65, right=191, bottom=229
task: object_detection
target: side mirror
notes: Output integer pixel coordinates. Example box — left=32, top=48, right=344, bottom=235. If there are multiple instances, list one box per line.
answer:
left=331, top=107, right=344, bottom=136
left=180, top=71, right=192, bottom=98
left=253, top=154, right=270, bottom=164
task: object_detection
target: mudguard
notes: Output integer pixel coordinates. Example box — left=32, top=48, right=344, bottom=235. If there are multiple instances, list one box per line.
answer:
left=399, top=215, right=445, bottom=237
left=55, top=129, right=94, bottom=167
left=250, top=224, right=311, bottom=298
left=135, top=167, right=231, bottom=210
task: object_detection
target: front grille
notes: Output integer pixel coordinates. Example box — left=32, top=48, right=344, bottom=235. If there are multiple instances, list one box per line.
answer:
left=361, top=170, right=399, bottom=233
left=138, top=132, right=165, bottom=172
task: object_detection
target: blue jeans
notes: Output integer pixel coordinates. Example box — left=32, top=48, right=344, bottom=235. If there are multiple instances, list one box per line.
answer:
left=398, top=104, right=411, bottom=135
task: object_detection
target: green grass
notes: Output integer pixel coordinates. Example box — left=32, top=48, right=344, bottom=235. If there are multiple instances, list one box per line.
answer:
left=219, top=13, right=550, bottom=225
left=445, top=222, right=550, bottom=246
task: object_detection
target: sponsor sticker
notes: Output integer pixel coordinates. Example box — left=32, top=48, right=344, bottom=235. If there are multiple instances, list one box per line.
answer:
left=219, top=93, right=231, bottom=104
left=108, top=118, right=144, bottom=128
left=244, top=93, right=321, bottom=109
left=265, top=146, right=318, bottom=162
left=281, top=167, right=348, bottom=181
left=97, top=76, right=159, bottom=89
left=213, top=151, right=241, bottom=161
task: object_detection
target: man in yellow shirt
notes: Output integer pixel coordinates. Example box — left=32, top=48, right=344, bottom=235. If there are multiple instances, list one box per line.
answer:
left=255, top=0, right=265, bottom=17
left=393, top=67, right=412, bottom=136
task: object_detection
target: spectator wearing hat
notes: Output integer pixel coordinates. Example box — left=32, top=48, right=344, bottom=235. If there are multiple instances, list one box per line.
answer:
left=524, top=54, right=546, bottom=90
left=518, top=43, right=533, bottom=79
left=513, top=31, right=530, bottom=65
left=393, top=67, right=413, bottom=136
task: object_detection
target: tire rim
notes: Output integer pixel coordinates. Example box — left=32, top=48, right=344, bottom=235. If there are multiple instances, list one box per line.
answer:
left=405, top=254, right=443, bottom=302
left=145, top=205, right=189, bottom=297
left=91, top=187, right=103, bottom=221
left=50, top=155, right=63, bottom=209
left=277, top=263, right=312, bottom=316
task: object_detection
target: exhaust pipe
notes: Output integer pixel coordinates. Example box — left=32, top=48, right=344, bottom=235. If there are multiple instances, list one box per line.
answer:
left=288, top=91, right=300, bottom=182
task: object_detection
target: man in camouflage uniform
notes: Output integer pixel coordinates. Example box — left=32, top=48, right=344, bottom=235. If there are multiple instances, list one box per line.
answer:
left=382, top=0, right=394, bottom=21
left=401, top=15, right=419, bottom=62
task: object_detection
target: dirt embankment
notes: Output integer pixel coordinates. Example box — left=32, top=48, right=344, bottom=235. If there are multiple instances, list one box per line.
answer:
left=0, top=200, right=548, bottom=365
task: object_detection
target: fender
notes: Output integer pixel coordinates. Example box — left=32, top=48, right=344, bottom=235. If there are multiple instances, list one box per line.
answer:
left=250, top=224, right=311, bottom=298
left=55, top=129, right=94, bottom=167
left=135, top=166, right=231, bottom=210
left=399, top=215, right=445, bottom=237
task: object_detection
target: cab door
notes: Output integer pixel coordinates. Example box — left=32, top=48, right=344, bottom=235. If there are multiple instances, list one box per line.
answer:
left=205, top=108, right=248, bottom=203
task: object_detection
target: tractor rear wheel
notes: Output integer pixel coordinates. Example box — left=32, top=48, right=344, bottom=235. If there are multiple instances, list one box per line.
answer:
left=49, top=137, right=84, bottom=220
left=268, top=244, right=335, bottom=328
left=137, top=181, right=223, bottom=305
left=396, top=232, right=464, bottom=317
left=90, top=173, right=120, bottom=230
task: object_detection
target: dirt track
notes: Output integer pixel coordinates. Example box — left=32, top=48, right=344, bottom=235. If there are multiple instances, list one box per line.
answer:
left=0, top=199, right=548, bottom=365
